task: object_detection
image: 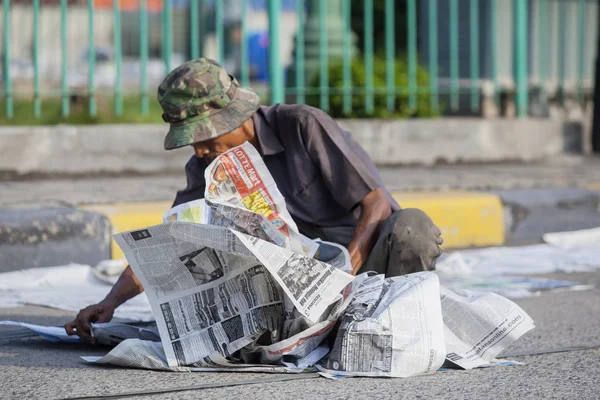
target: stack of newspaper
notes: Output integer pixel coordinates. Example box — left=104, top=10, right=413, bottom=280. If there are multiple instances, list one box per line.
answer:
left=86, top=142, right=535, bottom=377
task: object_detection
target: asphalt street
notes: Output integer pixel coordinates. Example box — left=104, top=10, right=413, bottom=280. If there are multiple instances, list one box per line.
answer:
left=2, top=156, right=600, bottom=207
left=1, top=270, right=599, bottom=400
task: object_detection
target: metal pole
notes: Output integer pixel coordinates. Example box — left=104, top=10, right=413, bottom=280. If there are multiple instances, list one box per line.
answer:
left=163, top=0, right=173, bottom=73
left=114, top=0, right=123, bottom=116
left=319, top=0, right=329, bottom=111
left=449, top=0, right=458, bottom=112
left=294, top=0, right=305, bottom=103
left=140, top=0, right=149, bottom=115
left=60, top=0, right=69, bottom=117
left=87, top=0, right=96, bottom=117
left=33, top=0, right=41, bottom=118
left=384, top=0, right=395, bottom=112
left=240, top=0, right=249, bottom=87
left=3, top=0, right=13, bottom=118
left=364, top=0, right=374, bottom=114
left=469, top=0, right=479, bottom=112
left=407, top=0, right=417, bottom=111
left=514, top=0, right=528, bottom=119
left=190, top=0, right=199, bottom=60
left=538, top=0, right=547, bottom=109
left=558, top=0, right=566, bottom=106
left=268, top=0, right=284, bottom=104
left=491, top=0, right=498, bottom=106
left=342, top=0, right=351, bottom=114
left=216, top=0, right=224, bottom=64
left=577, top=0, right=586, bottom=104
left=428, top=0, right=439, bottom=113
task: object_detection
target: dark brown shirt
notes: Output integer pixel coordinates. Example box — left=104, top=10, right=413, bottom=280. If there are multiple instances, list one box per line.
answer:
left=172, top=104, right=400, bottom=246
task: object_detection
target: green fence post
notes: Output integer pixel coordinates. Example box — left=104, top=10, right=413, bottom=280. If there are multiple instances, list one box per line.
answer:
left=364, top=0, right=374, bottom=114
left=190, top=0, right=199, bottom=60
left=428, top=0, right=439, bottom=113
left=469, top=0, right=479, bottom=112
left=319, top=0, right=329, bottom=111
left=342, top=0, right=351, bottom=114
left=163, top=0, right=173, bottom=73
left=558, top=0, right=566, bottom=106
left=60, top=0, right=69, bottom=117
left=514, top=0, right=528, bottom=118
left=114, top=0, right=122, bottom=116
left=449, top=0, right=458, bottom=111
left=33, top=0, right=41, bottom=118
left=87, top=0, right=96, bottom=117
left=240, top=0, right=249, bottom=87
left=268, top=0, right=284, bottom=104
left=216, top=0, right=224, bottom=64
left=407, top=0, right=417, bottom=111
left=538, top=0, right=547, bottom=105
left=385, top=0, right=395, bottom=112
left=577, top=0, right=586, bottom=104
left=3, top=0, right=13, bottom=118
left=140, top=0, right=149, bottom=115
left=294, top=0, right=304, bottom=103
left=491, top=0, right=498, bottom=105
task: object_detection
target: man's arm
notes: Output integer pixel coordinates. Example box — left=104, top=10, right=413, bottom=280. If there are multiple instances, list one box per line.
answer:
left=64, top=266, right=144, bottom=343
left=347, top=188, right=392, bottom=275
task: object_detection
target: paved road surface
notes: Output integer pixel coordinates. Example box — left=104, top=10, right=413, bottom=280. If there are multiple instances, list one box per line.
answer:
left=2, top=156, right=600, bottom=207
left=1, top=270, right=598, bottom=400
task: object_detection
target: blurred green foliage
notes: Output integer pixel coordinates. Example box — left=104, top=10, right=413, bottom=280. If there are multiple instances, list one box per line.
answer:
left=307, top=56, right=441, bottom=118
left=0, top=95, right=164, bottom=125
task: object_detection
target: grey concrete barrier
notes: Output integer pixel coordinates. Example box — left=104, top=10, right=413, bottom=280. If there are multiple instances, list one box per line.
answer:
left=0, top=207, right=111, bottom=273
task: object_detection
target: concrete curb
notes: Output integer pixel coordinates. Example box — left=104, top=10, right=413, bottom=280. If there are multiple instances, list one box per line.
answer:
left=0, top=207, right=111, bottom=272
left=2, top=187, right=599, bottom=270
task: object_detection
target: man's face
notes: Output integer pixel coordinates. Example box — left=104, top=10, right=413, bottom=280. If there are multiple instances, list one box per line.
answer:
left=192, top=125, right=248, bottom=164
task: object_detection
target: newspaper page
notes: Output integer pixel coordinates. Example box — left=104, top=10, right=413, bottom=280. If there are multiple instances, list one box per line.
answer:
left=440, top=286, right=535, bottom=369
left=319, top=272, right=446, bottom=377
left=233, top=231, right=354, bottom=323
left=204, top=142, right=318, bottom=257
left=235, top=241, right=354, bottom=365
left=115, top=222, right=285, bottom=367
left=82, top=339, right=312, bottom=373
left=163, top=199, right=209, bottom=224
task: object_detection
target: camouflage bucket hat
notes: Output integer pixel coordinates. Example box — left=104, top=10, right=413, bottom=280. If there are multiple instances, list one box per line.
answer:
left=158, top=58, right=261, bottom=150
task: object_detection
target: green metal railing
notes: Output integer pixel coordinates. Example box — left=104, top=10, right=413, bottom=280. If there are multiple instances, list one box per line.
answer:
left=0, top=0, right=597, bottom=122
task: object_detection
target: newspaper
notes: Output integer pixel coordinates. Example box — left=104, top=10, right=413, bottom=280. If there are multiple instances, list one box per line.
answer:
left=114, top=222, right=352, bottom=368
left=203, top=142, right=318, bottom=258
left=440, top=286, right=535, bottom=369
left=318, top=271, right=447, bottom=378
left=106, top=141, right=533, bottom=375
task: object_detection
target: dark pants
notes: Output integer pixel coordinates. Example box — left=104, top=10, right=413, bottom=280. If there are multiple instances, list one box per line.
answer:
left=358, top=208, right=443, bottom=277
left=297, top=208, right=443, bottom=277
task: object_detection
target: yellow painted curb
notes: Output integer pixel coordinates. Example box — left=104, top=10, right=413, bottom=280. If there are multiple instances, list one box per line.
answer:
left=83, top=190, right=505, bottom=260
left=392, top=191, right=505, bottom=249
left=82, top=201, right=172, bottom=260
left=580, top=183, right=600, bottom=190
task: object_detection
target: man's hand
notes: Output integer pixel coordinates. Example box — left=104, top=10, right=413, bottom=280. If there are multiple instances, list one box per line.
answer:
left=64, top=302, right=116, bottom=344
left=64, top=265, right=145, bottom=344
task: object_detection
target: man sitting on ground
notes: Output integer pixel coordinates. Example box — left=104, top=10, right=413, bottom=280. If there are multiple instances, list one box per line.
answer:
left=65, top=58, right=443, bottom=343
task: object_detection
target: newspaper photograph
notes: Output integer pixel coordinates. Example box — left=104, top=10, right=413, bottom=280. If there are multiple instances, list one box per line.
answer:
left=233, top=231, right=354, bottom=323
left=319, top=272, right=447, bottom=378
left=440, top=286, right=535, bottom=369
left=204, top=142, right=318, bottom=257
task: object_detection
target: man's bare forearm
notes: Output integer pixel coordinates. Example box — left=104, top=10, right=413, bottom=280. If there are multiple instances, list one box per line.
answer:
left=347, top=188, right=392, bottom=274
left=99, top=265, right=145, bottom=309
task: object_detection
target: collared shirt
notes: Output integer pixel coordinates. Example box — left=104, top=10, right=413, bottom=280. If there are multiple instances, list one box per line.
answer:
left=172, top=104, right=400, bottom=246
